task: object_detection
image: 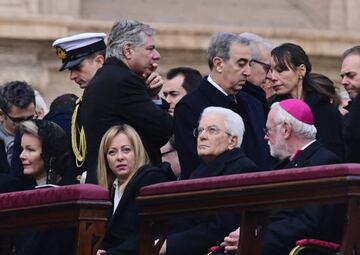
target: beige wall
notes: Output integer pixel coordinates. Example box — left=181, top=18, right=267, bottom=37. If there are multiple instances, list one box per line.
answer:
left=0, top=0, right=359, bottom=104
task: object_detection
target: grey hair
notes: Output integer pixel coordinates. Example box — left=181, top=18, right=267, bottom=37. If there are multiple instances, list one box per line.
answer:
left=19, top=120, right=39, bottom=138
left=239, top=32, right=272, bottom=60
left=200, top=106, right=245, bottom=147
left=106, top=19, right=155, bottom=60
left=207, top=32, right=250, bottom=70
left=271, top=102, right=317, bottom=140
left=35, top=90, right=49, bottom=116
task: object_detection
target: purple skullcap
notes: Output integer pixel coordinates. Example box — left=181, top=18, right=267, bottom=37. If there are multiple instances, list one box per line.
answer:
left=279, top=99, right=314, bottom=125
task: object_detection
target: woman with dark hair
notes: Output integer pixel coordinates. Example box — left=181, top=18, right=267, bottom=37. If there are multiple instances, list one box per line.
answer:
left=19, top=119, right=71, bottom=187
left=14, top=119, right=75, bottom=255
left=269, top=43, right=344, bottom=159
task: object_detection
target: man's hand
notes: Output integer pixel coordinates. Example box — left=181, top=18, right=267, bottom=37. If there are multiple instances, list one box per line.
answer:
left=143, top=63, right=163, bottom=99
left=220, top=227, right=240, bottom=253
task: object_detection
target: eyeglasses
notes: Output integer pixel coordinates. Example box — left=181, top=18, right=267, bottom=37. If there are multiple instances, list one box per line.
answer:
left=193, top=125, right=231, bottom=138
left=4, top=112, right=37, bottom=123
left=250, top=59, right=271, bottom=73
left=263, top=122, right=283, bottom=136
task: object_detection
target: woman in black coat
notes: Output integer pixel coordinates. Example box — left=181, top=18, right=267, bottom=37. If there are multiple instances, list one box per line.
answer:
left=15, top=119, right=75, bottom=255
left=268, top=43, right=344, bottom=159
left=96, top=124, right=176, bottom=255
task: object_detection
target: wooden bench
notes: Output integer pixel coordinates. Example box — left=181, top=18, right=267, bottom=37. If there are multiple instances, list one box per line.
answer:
left=0, top=184, right=111, bottom=255
left=137, top=163, right=360, bottom=255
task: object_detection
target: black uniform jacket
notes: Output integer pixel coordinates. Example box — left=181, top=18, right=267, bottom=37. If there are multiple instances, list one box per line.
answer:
left=101, top=163, right=176, bottom=255
left=261, top=140, right=345, bottom=255
left=174, top=77, right=276, bottom=180
left=166, top=148, right=258, bottom=255
left=344, top=93, right=360, bottom=163
left=81, top=57, right=173, bottom=183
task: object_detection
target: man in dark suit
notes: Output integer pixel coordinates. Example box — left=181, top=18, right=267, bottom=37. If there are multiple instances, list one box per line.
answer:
left=81, top=19, right=173, bottom=183
left=341, top=45, right=360, bottom=163
left=240, top=32, right=273, bottom=115
left=221, top=99, right=344, bottom=255
left=160, top=106, right=258, bottom=255
left=174, top=32, right=275, bottom=180
left=0, top=81, right=36, bottom=174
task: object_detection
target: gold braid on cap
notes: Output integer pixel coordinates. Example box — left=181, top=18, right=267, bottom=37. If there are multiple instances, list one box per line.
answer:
left=71, top=97, right=86, bottom=167
left=55, top=47, right=67, bottom=61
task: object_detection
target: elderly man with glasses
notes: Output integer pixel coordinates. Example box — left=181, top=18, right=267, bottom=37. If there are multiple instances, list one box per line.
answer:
left=0, top=81, right=36, bottom=173
left=174, top=32, right=275, bottom=180
left=221, top=99, right=344, bottom=255
left=159, top=106, right=258, bottom=255
left=240, top=32, right=274, bottom=112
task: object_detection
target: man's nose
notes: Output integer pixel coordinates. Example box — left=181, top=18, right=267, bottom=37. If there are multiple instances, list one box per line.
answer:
left=243, top=63, right=251, bottom=77
left=69, top=70, right=77, bottom=80
left=153, top=49, right=161, bottom=60
left=341, top=76, right=349, bottom=86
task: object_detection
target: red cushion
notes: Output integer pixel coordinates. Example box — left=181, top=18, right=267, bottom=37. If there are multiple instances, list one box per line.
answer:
left=140, top=163, right=360, bottom=196
left=0, top=184, right=109, bottom=210
left=296, top=239, right=341, bottom=251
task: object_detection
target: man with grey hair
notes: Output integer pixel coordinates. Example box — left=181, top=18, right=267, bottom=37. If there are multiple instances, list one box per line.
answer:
left=341, top=45, right=360, bottom=163
left=160, top=106, right=257, bottom=255
left=240, top=32, right=273, bottom=110
left=221, top=99, right=343, bottom=255
left=80, top=19, right=172, bottom=183
left=174, top=32, right=274, bottom=179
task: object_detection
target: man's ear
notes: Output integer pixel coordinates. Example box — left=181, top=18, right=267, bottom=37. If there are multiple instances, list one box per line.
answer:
left=282, top=122, right=292, bottom=139
left=213, top=57, right=224, bottom=73
left=94, top=54, right=105, bottom=68
left=122, top=43, right=134, bottom=60
left=228, top=135, right=238, bottom=150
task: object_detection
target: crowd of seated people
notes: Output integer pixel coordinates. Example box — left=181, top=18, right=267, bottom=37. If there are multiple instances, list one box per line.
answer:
left=0, top=17, right=360, bottom=255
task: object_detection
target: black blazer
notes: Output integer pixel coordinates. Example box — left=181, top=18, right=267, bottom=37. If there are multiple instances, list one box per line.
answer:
left=174, top=77, right=276, bottom=180
left=101, top=163, right=176, bottom=255
left=261, top=141, right=345, bottom=255
left=344, top=93, right=360, bottom=163
left=80, top=58, right=173, bottom=183
left=242, top=81, right=270, bottom=118
left=14, top=178, right=76, bottom=255
left=0, top=140, right=10, bottom=174
left=167, top=148, right=258, bottom=255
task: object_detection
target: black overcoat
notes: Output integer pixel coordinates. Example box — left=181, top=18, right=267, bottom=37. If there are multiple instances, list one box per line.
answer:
left=166, top=148, right=258, bottom=255
left=344, top=93, right=360, bottom=163
left=261, top=141, right=345, bottom=255
left=80, top=57, right=173, bottom=183
left=174, top=77, right=275, bottom=179
left=101, top=163, right=176, bottom=255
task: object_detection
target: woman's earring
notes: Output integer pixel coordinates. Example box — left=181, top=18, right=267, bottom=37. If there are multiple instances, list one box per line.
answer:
left=299, top=75, right=303, bottom=80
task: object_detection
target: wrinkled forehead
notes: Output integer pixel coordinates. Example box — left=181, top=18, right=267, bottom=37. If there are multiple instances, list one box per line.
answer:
left=342, top=54, right=360, bottom=69
left=229, top=42, right=251, bottom=59
left=199, top=113, right=225, bottom=127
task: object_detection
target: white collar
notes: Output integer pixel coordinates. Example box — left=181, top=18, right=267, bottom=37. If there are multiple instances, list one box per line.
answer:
left=207, top=75, right=228, bottom=96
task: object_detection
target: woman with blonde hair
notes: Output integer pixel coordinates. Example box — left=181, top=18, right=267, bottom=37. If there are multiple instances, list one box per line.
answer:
left=96, top=124, right=176, bottom=255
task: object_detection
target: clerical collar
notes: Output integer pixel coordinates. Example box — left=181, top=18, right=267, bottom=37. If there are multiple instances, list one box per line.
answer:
left=207, top=75, right=228, bottom=96
left=290, top=139, right=316, bottom=161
